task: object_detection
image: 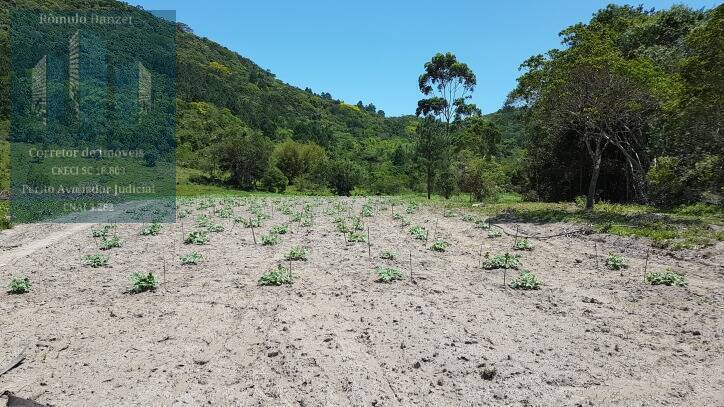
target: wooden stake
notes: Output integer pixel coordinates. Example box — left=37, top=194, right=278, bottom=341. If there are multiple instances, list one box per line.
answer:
left=513, top=225, right=519, bottom=248
left=594, top=241, right=599, bottom=270
left=409, top=251, right=413, bottom=282
left=367, top=227, right=371, bottom=258
left=478, top=242, right=484, bottom=268
left=251, top=225, right=257, bottom=244
left=643, top=247, right=650, bottom=281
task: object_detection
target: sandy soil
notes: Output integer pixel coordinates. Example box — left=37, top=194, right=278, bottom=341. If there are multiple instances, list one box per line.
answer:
left=1, top=197, right=722, bottom=406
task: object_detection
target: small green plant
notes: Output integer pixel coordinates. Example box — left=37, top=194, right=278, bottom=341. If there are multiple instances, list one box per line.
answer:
left=410, top=225, right=427, bottom=240
left=258, top=264, right=293, bottom=286
left=285, top=246, right=308, bottom=261
left=261, top=234, right=281, bottom=246
left=380, top=250, right=396, bottom=260
left=336, top=220, right=350, bottom=234
left=84, top=253, right=109, bottom=268
left=141, top=223, right=162, bottom=236
left=392, top=213, right=403, bottom=221
left=270, top=225, right=289, bottom=235
left=429, top=239, right=449, bottom=252
left=184, top=231, right=209, bottom=245
left=406, top=203, right=418, bottom=214
left=206, top=223, right=225, bottom=233
left=443, top=210, right=456, bottom=218
left=361, top=203, right=373, bottom=217
left=99, top=236, right=123, bottom=250
left=376, top=266, right=404, bottom=283
left=8, top=277, right=31, bottom=294
left=347, top=231, right=367, bottom=242
left=130, top=272, right=158, bottom=293
left=474, top=219, right=490, bottom=229
left=91, top=225, right=114, bottom=237
left=482, top=253, right=521, bottom=270
left=509, top=271, right=541, bottom=289
left=605, top=252, right=628, bottom=270
left=300, top=217, right=314, bottom=227
left=645, top=269, right=687, bottom=286
left=462, top=214, right=475, bottom=222
left=180, top=252, right=203, bottom=265
left=513, top=239, right=533, bottom=251
left=351, top=217, right=364, bottom=231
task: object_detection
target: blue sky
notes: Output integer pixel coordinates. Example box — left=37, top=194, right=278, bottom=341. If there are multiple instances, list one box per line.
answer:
left=133, top=0, right=718, bottom=116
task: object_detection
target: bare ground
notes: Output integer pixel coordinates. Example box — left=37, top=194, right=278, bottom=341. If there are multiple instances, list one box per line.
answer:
left=0, top=197, right=722, bottom=406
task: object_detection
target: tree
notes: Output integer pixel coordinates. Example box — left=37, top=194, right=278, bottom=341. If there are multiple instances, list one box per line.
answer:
left=260, top=165, right=288, bottom=193
left=272, top=139, right=328, bottom=184
left=326, top=159, right=364, bottom=196
left=462, top=116, right=502, bottom=157
left=414, top=118, right=447, bottom=199
left=416, top=52, right=479, bottom=199
left=215, top=129, right=273, bottom=190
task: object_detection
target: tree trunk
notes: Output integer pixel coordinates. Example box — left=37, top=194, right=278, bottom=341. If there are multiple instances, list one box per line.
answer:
left=426, top=166, right=432, bottom=199
left=586, top=155, right=602, bottom=210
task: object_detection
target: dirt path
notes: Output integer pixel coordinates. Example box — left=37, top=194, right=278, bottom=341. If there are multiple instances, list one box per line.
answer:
left=0, top=197, right=722, bottom=406
left=0, top=223, right=91, bottom=268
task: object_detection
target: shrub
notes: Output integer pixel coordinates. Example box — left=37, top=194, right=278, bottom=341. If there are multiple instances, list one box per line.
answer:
left=482, top=253, right=521, bottom=270
left=509, top=271, right=541, bottom=289
left=141, top=223, right=162, bottom=236
left=184, top=231, right=209, bottom=245
left=237, top=216, right=262, bottom=228
left=84, top=253, right=109, bottom=268
left=474, top=219, right=490, bottom=229
left=376, top=266, right=404, bottom=283
left=99, top=236, right=123, bottom=250
left=487, top=230, right=502, bottom=238
left=410, top=225, right=427, bottom=240
left=513, top=239, right=533, bottom=251
left=429, top=239, right=449, bottom=252
left=180, top=252, right=203, bottom=265
left=8, top=277, right=31, bottom=294
left=605, top=252, right=628, bottom=270
left=258, top=264, right=293, bottom=286
left=260, top=165, right=288, bottom=193
left=645, top=269, right=687, bottom=286
left=261, top=234, right=281, bottom=245
left=131, top=272, right=158, bottom=293
left=380, top=251, right=396, bottom=260
left=285, top=246, right=308, bottom=261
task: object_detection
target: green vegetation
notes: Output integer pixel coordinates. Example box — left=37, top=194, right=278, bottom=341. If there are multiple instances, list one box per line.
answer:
left=482, top=253, right=521, bottom=270
left=261, top=234, right=281, bottom=246
left=284, top=246, right=308, bottom=261
left=380, top=250, right=396, bottom=260
left=410, top=225, right=427, bottom=240
left=180, top=252, right=203, bottom=265
left=141, top=223, right=163, bottom=236
left=513, top=239, right=533, bottom=251
left=270, top=225, right=289, bottom=235
left=429, top=239, right=450, bottom=252
left=84, top=254, right=109, bottom=268
left=184, top=231, right=210, bottom=245
left=645, top=269, right=687, bottom=286
left=376, top=266, right=404, bottom=283
left=605, top=253, right=628, bottom=271
left=130, top=272, right=158, bottom=293
left=258, top=264, right=293, bottom=286
left=92, top=225, right=115, bottom=238
left=347, top=231, right=367, bottom=243
left=99, top=236, right=123, bottom=250
left=509, top=271, right=541, bottom=290
left=8, top=277, right=31, bottom=294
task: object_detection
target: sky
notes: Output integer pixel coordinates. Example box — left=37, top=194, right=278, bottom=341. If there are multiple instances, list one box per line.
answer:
left=132, top=0, right=718, bottom=116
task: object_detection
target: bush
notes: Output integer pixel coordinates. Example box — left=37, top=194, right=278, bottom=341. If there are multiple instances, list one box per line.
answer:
left=261, top=165, right=288, bottom=193
left=645, top=269, right=687, bottom=286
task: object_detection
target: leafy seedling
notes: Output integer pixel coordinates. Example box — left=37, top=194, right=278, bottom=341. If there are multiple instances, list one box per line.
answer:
left=184, top=231, right=209, bottom=245
left=258, top=264, right=293, bottom=286
left=99, top=236, right=123, bottom=250
left=8, top=277, right=31, bottom=294
left=481, top=253, right=521, bottom=270
left=130, top=272, right=158, bottom=293
left=645, top=269, right=687, bottom=286
left=347, top=231, right=367, bottom=243
left=376, top=266, right=404, bottom=283
left=141, top=223, right=162, bottom=236
left=206, top=223, right=225, bottom=233
left=285, top=246, right=308, bottom=261
left=410, top=225, right=427, bottom=240
left=380, top=251, right=396, bottom=260
left=261, top=234, right=281, bottom=246
left=180, top=252, right=203, bottom=265
left=270, top=225, right=289, bottom=235
left=475, top=219, right=490, bottom=229
left=605, top=252, right=628, bottom=270
left=487, top=230, right=502, bottom=238
left=429, top=239, right=450, bottom=252
left=509, top=271, right=541, bottom=290
left=513, top=239, right=533, bottom=251
left=91, top=225, right=115, bottom=238
left=84, top=253, right=109, bottom=268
